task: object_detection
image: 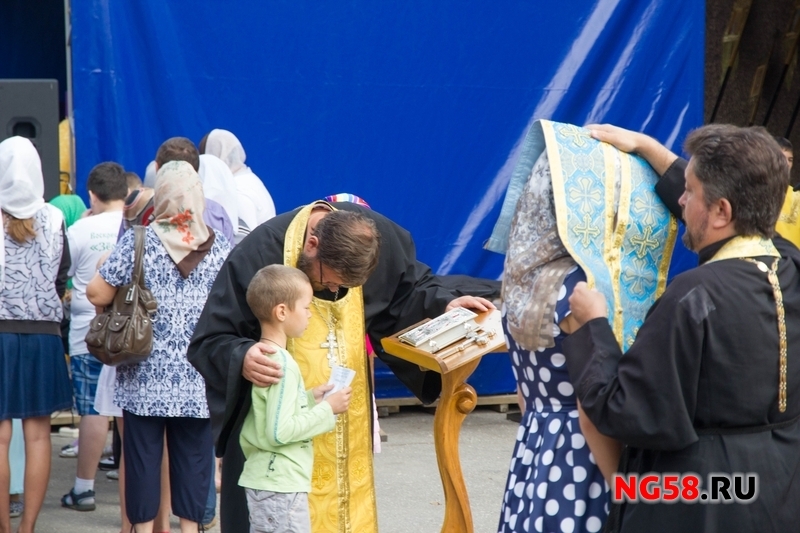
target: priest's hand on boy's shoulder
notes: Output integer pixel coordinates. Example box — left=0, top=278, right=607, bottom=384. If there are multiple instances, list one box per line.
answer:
left=242, top=342, right=284, bottom=387
left=568, top=282, right=608, bottom=328
left=445, top=295, right=496, bottom=313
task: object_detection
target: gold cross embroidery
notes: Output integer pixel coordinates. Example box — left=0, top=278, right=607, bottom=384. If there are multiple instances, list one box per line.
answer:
left=568, top=177, right=603, bottom=214
left=573, top=214, right=601, bottom=247
left=621, top=257, right=656, bottom=296
left=632, top=195, right=660, bottom=226
left=630, top=226, right=660, bottom=259
left=558, top=125, right=590, bottom=148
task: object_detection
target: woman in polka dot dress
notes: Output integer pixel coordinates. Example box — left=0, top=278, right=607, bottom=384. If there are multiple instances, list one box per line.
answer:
left=498, top=266, right=609, bottom=533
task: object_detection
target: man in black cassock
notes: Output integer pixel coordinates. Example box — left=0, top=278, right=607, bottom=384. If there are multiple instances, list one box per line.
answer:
left=187, top=201, right=498, bottom=533
left=564, top=124, right=800, bottom=532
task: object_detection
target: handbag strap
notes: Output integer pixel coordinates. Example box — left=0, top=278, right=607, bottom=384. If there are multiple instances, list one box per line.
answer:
left=131, top=225, right=146, bottom=289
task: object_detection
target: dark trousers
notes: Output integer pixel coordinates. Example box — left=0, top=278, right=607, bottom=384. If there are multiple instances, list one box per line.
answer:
left=123, top=410, right=213, bottom=524
left=221, top=422, right=250, bottom=533
left=202, top=446, right=216, bottom=524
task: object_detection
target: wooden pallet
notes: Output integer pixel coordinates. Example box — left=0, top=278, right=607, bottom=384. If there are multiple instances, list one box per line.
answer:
left=50, top=410, right=80, bottom=428
left=376, top=393, right=517, bottom=417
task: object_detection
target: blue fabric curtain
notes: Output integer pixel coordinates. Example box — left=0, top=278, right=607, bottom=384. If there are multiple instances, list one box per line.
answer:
left=71, top=0, right=703, bottom=282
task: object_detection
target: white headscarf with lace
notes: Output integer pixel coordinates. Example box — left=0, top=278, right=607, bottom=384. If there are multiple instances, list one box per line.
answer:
left=205, top=129, right=248, bottom=174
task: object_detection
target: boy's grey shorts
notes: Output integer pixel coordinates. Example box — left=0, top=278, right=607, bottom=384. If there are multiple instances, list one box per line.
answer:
left=246, top=489, right=311, bottom=533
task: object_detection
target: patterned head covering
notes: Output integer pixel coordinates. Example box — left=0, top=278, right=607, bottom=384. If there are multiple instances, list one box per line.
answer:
left=324, top=193, right=371, bottom=209
left=152, top=161, right=212, bottom=277
left=204, top=129, right=247, bottom=174
left=49, top=194, right=87, bottom=228
left=502, top=152, right=576, bottom=351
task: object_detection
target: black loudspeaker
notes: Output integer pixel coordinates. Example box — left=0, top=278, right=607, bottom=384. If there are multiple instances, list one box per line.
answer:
left=0, top=79, right=60, bottom=200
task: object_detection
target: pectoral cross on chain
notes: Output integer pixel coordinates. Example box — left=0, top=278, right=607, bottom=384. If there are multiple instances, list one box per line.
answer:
left=321, top=330, right=339, bottom=367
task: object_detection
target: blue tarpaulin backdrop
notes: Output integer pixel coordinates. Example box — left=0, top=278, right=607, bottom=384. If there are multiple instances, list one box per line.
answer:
left=71, top=0, right=704, bottom=397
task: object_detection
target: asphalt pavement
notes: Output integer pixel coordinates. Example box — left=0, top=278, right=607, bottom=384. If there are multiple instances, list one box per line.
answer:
left=16, top=406, right=518, bottom=533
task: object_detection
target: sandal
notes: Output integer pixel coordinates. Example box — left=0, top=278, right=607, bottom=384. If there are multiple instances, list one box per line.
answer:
left=61, top=488, right=96, bottom=511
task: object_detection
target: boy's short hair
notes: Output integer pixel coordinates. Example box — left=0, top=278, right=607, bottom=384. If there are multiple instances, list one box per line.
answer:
left=247, top=265, right=311, bottom=323
left=125, top=171, right=142, bottom=191
left=87, top=162, right=128, bottom=202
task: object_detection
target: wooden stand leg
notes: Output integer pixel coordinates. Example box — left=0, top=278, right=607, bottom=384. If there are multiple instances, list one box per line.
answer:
left=433, top=359, right=481, bottom=533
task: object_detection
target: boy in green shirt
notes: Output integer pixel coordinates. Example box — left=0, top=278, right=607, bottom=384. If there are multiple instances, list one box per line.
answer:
left=239, top=265, right=351, bottom=533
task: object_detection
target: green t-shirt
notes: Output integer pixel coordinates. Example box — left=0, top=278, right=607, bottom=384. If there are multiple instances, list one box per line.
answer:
left=238, top=347, right=336, bottom=493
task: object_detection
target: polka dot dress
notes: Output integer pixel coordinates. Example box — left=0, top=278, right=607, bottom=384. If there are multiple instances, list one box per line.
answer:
left=498, top=268, right=609, bottom=533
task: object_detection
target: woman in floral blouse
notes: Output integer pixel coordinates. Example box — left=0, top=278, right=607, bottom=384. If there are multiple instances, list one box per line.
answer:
left=87, top=161, right=231, bottom=533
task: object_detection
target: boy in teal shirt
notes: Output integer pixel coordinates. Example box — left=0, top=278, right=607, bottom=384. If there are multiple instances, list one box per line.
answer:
left=239, top=265, right=351, bottom=533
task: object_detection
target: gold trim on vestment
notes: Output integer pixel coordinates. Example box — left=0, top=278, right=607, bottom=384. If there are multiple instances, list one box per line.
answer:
left=707, top=235, right=785, bottom=412
left=283, top=202, right=378, bottom=533
left=657, top=217, right=679, bottom=297
left=610, top=147, right=632, bottom=344
left=705, top=235, right=780, bottom=263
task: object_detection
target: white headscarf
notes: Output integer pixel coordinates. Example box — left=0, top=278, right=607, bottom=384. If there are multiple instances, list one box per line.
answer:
left=0, top=137, right=46, bottom=218
left=199, top=154, right=239, bottom=233
left=0, top=137, right=48, bottom=290
left=204, top=129, right=247, bottom=174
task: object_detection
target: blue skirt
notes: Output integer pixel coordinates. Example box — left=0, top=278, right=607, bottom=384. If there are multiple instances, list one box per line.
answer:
left=0, top=333, right=72, bottom=419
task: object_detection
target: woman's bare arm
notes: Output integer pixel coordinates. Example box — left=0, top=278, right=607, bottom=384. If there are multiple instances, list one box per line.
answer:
left=86, top=272, right=118, bottom=308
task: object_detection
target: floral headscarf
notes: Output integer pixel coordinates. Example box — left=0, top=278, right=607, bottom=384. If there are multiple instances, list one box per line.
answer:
left=152, top=161, right=213, bottom=277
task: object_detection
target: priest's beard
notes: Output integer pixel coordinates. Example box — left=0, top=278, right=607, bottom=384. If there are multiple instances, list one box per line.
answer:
left=296, top=251, right=325, bottom=292
left=681, top=214, right=709, bottom=252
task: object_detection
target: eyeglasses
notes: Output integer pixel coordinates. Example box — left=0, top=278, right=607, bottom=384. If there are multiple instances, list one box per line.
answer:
left=318, top=260, right=350, bottom=292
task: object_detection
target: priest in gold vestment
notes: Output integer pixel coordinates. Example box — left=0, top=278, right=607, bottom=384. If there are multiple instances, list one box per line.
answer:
left=188, top=201, right=498, bottom=533
left=775, top=137, right=800, bottom=248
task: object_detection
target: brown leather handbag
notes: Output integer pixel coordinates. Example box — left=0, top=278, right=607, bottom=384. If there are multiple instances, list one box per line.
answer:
left=85, top=226, right=157, bottom=366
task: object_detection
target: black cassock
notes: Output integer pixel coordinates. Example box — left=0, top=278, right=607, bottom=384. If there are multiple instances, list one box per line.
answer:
left=564, top=159, right=800, bottom=533
left=187, top=202, right=499, bottom=533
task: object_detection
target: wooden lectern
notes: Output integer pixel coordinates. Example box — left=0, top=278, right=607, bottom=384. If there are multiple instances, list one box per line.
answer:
left=381, top=309, right=505, bottom=533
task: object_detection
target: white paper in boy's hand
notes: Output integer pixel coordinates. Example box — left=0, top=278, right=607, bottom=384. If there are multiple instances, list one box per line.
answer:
left=323, top=365, right=356, bottom=399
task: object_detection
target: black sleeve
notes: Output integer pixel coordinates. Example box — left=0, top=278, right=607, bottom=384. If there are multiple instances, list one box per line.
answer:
left=430, top=274, right=501, bottom=300
left=654, top=157, right=687, bottom=220
left=563, top=275, right=704, bottom=451
left=56, top=222, right=71, bottom=299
